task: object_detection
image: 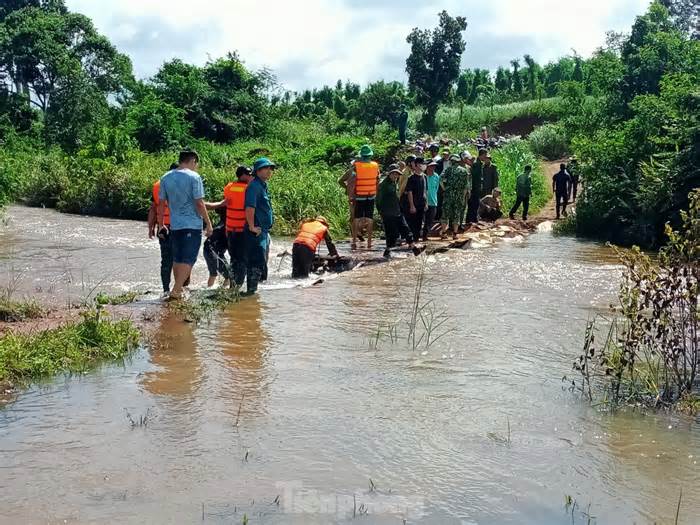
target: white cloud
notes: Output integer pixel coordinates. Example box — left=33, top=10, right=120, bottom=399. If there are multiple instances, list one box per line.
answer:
left=67, top=0, right=651, bottom=90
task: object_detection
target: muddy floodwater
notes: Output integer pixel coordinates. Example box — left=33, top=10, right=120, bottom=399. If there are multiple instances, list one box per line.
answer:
left=0, top=206, right=698, bottom=524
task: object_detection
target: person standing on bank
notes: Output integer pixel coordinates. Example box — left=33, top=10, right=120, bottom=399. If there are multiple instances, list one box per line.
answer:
left=467, top=149, right=487, bottom=223
left=481, top=154, right=500, bottom=197
left=424, top=160, right=440, bottom=240
left=292, top=216, right=338, bottom=278
left=157, top=151, right=213, bottom=300
left=568, top=157, right=580, bottom=201
left=552, top=163, right=572, bottom=219
left=352, top=145, right=379, bottom=250
left=376, top=164, right=420, bottom=258
left=148, top=162, right=178, bottom=296
left=244, top=157, right=276, bottom=294
left=510, top=165, right=533, bottom=220
left=403, top=156, right=428, bottom=242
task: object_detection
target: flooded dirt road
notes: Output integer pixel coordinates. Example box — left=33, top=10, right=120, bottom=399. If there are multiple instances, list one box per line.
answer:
left=0, top=206, right=698, bottom=524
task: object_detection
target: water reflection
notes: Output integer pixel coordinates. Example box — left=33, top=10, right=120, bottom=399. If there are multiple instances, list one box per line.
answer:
left=214, top=296, right=272, bottom=422
left=140, top=312, right=203, bottom=397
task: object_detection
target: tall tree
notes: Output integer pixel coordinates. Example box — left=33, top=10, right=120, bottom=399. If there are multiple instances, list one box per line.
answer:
left=510, top=59, right=523, bottom=95
left=0, top=3, right=132, bottom=111
left=494, top=67, right=510, bottom=93
left=523, top=54, right=538, bottom=98
left=405, top=10, right=467, bottom=132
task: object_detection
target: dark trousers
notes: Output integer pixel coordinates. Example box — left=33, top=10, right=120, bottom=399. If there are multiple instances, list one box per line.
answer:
left=227, top=231, right=247, bottom=286
left=383, top=214, right=414, bottom=248
left=570, top=176, right=579, bottom=201
left=466, top=193, right=480, bottom=223
left=423, top=206, right=437, bottom=238
left=399, top=127, right=407, bottom=145
left=435, top=187, right=444, bottom=222
left=245, top=230, right=269, bottom=293
left=203, top=239, right=230, bottom=279
left=292, top=243, right=315, bottom=278
left=404, top=207, right=425, bottom=242
left=509, top=196, right=530, bottom=220
left=158, top=233, right=173, bottom=292
left=556, top=192, right=569, bottom=218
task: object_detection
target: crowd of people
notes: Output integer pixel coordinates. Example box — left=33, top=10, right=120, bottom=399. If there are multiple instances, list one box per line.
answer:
left=148, top=142, right=580, bottom=299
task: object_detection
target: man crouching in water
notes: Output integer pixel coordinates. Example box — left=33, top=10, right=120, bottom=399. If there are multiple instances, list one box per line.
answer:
left=291, top=216, right=338, bottom=278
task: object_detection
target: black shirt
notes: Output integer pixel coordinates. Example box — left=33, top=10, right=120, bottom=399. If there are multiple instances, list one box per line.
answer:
left=553, top=170, right=572, bottom=194
left=403, top=174, right=427, bottom=209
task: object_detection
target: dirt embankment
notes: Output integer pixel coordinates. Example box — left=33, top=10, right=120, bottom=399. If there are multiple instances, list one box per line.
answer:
left=495, top=115, right=546, bottom=137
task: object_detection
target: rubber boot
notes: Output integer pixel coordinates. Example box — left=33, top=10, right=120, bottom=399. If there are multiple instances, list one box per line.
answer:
left=246, top=268, right=262, bottom=295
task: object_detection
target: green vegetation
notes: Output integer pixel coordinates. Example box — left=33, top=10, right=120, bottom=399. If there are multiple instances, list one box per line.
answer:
left=571, top=190, right=699, bottom=412
left=489, top=140, right=548, bottom=214
left=527, top=123, right=569, bottom=160
left=0, top=297, right=43, bottom=322
left=170, top=288, right=241, bottom=324
left=94, top=291, right=140, bottom=306
left=0, top=1, right=697, bottom=246
left=0, top=309, right=139, bottom=386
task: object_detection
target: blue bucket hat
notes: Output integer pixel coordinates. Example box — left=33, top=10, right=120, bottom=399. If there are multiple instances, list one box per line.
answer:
left=252, top=157, right=276, bottom=175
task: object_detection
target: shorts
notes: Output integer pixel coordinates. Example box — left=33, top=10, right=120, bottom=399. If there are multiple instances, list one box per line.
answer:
left=171, top=229, right=202, bottom=266
left=355, top=198, right=375, bottom=219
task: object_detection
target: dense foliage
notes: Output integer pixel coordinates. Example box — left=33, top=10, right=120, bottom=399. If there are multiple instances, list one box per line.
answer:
left=568, top=2, right=700, bottom=247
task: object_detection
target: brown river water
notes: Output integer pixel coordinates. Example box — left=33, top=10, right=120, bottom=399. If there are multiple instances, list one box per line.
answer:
left=0, top=206, right=698, bottom=524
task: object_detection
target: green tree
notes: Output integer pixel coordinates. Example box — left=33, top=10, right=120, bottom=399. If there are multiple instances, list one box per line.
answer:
left=510, top=59, right=523, bottom=96
left=405, top=10, right=467, bottom=132
left=0, top=4, right=132, bottom=111
left=352, top=80, right=407, bottom=130
left=494, top=66, right=510, bottom=93
left=523, top=54, right=539, bottom=98
left=125, top=93, right=189, bottom=153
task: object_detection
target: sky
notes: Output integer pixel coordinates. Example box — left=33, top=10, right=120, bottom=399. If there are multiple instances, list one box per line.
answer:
left=66, top=0, right=651, bottom=92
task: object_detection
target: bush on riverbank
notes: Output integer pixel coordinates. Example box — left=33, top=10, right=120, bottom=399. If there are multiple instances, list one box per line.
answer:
left=527, top=123, right=569, bottom=160
left=571, top=190, right=699, bottom=412
left=0, top=309, right=139, bottom=387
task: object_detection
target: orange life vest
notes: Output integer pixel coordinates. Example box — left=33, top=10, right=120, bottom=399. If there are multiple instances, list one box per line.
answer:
left=153, top=180, right=170, bottom=226
left=354, top=161, right=379, bottom=197
left=223, top=181, right=247, bottom=233
left=294, top=220, right=328, bottom=252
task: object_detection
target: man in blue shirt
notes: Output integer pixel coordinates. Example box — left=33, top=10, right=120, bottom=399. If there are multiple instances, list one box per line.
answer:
left=158, top=150, right=213, bottom=300
left=244, top=157, right=276, bottom=294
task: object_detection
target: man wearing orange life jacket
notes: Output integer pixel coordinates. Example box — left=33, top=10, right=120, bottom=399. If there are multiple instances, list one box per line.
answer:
left=352, top=144, right=379, bottom=250
left=292, top=216, right=338, bottom=278
left=206, top=165, right=252, bottom=288
left=148, top=162, right=178, bottom=295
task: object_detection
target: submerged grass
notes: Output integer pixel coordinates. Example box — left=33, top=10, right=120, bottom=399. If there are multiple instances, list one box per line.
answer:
left=0, top=309, right=139, bottom=386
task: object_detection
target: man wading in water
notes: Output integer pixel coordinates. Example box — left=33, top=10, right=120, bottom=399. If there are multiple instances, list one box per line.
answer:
left=148, top=162, right=178, bottom=297
left=157, top=151, right=213, bottom=300
left=244, top=157, right=276, bottom=295
left=205, top=165, right=253, bottom=289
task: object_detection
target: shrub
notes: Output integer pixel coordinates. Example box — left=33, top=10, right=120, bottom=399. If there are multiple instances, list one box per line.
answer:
left=571, top=190, right=699, bottom=411
left=527, top=123, right=569, bottom=159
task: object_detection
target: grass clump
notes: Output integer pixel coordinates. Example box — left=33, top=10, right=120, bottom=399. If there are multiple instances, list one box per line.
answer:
left=0, top=309, right=139, bottom=386
left=94, top=291, right=140, bottom=306
left=170, top=288, right=241, bottom=324
left=0, top=297, right=44, bottom=322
